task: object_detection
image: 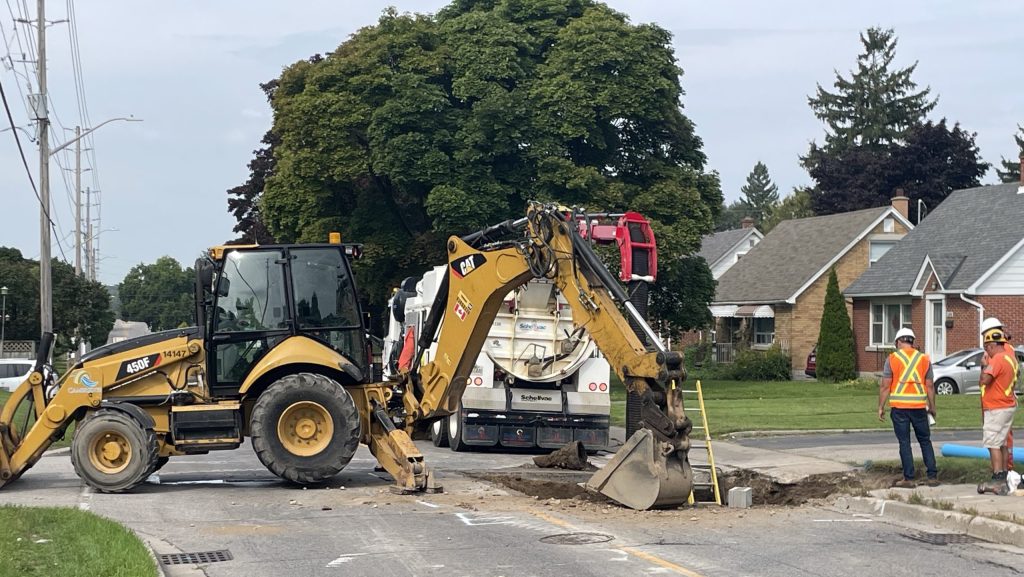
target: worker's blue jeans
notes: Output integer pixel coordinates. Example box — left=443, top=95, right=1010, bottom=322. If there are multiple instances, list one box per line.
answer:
left=891, top=408, right=937, bottom=480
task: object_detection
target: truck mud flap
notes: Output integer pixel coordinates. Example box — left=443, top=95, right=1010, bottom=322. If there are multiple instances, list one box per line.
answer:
left=585, top=428, right=692, bottom=510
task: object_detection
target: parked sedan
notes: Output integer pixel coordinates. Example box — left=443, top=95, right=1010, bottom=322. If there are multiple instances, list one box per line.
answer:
left=932, top=347, right=1024, bottom=395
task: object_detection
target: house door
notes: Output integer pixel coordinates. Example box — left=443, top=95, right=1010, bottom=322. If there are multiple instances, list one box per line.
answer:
left=925, top=296, right=946, bottom=360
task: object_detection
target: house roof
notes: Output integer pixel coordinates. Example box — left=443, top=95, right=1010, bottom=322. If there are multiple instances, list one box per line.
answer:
left=714, top=206, right=898, bottom=304
left=697, top=227, right=760, bottom=267
left=846, top=183, right=1023, bottom=297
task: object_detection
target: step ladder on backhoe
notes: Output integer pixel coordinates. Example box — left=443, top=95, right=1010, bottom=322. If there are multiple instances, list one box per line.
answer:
left=683, top=379, right=721, bottom=505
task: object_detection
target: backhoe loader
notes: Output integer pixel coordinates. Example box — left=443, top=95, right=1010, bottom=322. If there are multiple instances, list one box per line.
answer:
left=0, top=202, right=692, bottom=510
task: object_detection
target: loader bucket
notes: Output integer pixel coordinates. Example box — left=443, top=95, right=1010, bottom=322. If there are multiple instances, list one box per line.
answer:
left=586, top=428, right=693, bottom=510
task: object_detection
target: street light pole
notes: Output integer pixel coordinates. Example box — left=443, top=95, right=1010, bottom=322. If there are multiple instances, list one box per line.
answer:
left=74, top=125, right=81, bottom=276
left=37, top=0, right=51, bottom=336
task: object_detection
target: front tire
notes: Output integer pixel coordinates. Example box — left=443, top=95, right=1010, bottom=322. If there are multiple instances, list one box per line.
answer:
left=250, top=372, right=361, bottom=485
left=935, top=378, right=958, bottom=395
left=71, top=409, right=158, bottom=493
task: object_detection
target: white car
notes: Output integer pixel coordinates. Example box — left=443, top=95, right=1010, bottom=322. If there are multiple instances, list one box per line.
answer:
left=0, top=359, right=34, bottom=392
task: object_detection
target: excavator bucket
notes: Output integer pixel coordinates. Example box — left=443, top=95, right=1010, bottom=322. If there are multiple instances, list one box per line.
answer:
left=586, top=428, right=693, bottom=510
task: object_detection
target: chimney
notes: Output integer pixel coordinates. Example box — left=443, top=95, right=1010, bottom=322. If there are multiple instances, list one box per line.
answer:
left=741, top=217, right=755, bottom=229
left=891, top=189, right=909, bottom=220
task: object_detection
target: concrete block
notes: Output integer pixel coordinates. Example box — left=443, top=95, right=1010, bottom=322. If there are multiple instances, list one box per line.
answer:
left=728, top=486, right=752, bottom=509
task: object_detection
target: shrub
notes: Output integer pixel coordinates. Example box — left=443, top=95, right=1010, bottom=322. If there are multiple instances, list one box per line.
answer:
left=727, top=346, right=792, bottom=381
left=817, top=268, right=857, bottom=381
left=684, top=341, right=714, bottom=369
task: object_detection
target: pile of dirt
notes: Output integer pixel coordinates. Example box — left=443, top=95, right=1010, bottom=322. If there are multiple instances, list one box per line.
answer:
left=469, top=467, right=894, bottom=508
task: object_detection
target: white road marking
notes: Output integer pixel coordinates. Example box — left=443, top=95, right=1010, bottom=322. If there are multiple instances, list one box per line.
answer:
left=812, top=519, right=873, bottom=523
left=326, top=553, right=368, bottom=567
left=456, top=512, right=516, bottom=526
left=77, top=485, right=92, bottom=511
left=416, top=500, right=440, bottom=508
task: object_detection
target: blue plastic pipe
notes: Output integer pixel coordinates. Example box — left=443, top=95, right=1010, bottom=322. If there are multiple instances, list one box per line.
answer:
left=941, top=443, right=1024, bottom=460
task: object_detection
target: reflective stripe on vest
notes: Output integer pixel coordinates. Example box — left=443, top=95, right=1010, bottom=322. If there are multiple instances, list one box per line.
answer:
left=890, top=349, right=928, bottom=409
left=1003, top=353, right=1019, bottom=397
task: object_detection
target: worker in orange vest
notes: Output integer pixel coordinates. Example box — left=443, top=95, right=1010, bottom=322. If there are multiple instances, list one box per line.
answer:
left=978, top=326, right=1019, bottom=495
left=981, top=317, right=1015, bottom=471
left=878, top=327, right=939, bottom=488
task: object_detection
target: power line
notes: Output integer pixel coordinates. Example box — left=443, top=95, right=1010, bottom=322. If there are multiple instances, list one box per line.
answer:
left=0, top=74, right=68, bottom=262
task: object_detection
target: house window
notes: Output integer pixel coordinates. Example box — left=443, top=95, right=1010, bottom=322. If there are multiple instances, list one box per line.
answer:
left=883, top=217, right=895, bottom=233
left=753, top=318, right=775, bottom=346
left=869, top=240, right=896, bottom=266
left=749, top=239, right=756, bottom=248
left=871, top=303, right=912, bottom=346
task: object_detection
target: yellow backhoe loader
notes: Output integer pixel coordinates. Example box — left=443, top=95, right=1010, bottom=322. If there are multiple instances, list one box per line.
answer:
left=0, top=202, right=692, bottom=510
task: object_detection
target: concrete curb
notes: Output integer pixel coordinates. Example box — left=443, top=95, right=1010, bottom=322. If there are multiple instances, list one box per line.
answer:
left=725, top=428, right=976, bottom=439
left=832, top=496, right=1024, bottom=549
left=137, top=531, right=206, bottom=577
left=44, top=447, right=69, bottom=456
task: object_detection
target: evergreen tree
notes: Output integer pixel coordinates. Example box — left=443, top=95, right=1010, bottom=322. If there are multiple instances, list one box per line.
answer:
left=816, top=268, right=856, bottom=382
left=806, top=27, right=936, bottom=152
left=715, top=200, right=751, bottom=231
left=738, top=161, right=779, bottom=225
left=996, top=124, right=1023, bottom=183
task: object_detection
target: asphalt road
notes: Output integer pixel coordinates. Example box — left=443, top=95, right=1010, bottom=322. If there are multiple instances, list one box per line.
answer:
left=4, top=437, right=1024, bottom=577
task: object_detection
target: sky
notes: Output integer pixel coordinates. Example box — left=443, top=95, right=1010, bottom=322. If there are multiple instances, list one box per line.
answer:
left=0, top=1, right=1019, bottom=287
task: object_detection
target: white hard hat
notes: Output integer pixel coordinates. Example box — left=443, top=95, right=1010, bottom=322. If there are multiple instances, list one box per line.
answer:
left=981, top=317, right=1004, bottom=333
left=895, top=327, right=916, bottom=342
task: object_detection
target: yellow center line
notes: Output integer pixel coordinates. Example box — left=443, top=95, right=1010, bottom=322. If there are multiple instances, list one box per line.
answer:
left=531, top=511, right=709, bottom=577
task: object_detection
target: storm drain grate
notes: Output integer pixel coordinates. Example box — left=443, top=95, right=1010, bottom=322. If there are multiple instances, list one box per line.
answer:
left=540, top=532, right=614, bottom=545
left=159, top=550, right=233, bottom=565
left=904, top=532, right=980, bottom=545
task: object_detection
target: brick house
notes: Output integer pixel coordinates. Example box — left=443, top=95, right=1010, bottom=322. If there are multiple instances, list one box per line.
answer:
left=711, top=198, right=912, bottom=376
left=845, top=181, right=1024, bottom=376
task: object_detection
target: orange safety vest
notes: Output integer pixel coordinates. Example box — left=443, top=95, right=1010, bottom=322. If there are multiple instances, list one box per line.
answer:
left=889, top=349, right=930, bottom=409
left=981, top=350, right=1019, bottom=410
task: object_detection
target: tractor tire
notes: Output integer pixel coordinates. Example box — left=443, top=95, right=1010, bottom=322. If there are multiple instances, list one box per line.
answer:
left=431, top=416, right=449, bottom=447
left=250, top=372, right=361, bottom=485
left=71, top=409, right=158, bottom=493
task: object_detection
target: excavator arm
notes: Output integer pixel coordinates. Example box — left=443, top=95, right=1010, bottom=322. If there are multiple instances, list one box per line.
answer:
left=378, top=202, right=692, bottom=509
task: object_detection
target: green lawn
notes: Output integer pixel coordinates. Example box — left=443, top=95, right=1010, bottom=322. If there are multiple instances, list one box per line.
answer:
left=610, top=377, right=1011, bottom=435
left=0, top=506, right=157, bottom=577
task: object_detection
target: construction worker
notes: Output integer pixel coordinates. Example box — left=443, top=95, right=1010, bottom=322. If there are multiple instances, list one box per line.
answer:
left=878, top=327, right=939, bottom=488
left=978, top=326, right=1019, bottom=495
left=981, top=317, right=1015, bottom=471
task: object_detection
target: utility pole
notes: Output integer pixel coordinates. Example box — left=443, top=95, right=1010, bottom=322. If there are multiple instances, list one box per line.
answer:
left=74, top=125, right=81, bottom=276
left=85, top=187, right=93, bottom=281
left=36, top=0, right=52, bottom=335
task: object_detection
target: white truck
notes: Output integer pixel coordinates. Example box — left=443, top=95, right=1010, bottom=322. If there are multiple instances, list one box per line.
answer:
left=383, top=266, right=611, bottom=452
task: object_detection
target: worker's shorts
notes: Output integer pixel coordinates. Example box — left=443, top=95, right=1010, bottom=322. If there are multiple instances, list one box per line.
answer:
left=983, top=407, right=1017, bottom=448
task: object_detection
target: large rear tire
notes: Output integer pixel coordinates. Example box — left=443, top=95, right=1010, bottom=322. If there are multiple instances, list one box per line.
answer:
left=71, top=409, right=158, bottom=493
left=250, top=372, right=361, bottom=485
left=430, top=416, right=449, bottom=447
left=447, top=402, right=468, bottom=452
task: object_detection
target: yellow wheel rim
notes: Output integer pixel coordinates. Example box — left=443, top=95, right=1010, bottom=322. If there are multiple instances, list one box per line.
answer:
left=88, top=431, right=132, bottom=474
left=277, top=401, right=334, bottom=457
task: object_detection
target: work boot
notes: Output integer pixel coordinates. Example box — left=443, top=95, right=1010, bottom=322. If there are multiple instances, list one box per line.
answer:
left=893, top=478, right=916, bottom=488
left=923, top=477, right=941, bottom=487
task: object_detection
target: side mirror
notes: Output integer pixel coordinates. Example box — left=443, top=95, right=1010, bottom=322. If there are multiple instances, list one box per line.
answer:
left=964, top=362, right=977, bottom=369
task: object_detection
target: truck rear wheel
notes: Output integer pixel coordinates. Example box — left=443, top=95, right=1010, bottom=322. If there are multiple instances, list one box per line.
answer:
left=447, top=402, right=468, bottom=452
left=430, top=416, right=449, bottom=447
left=250, top=372, right=361, bottom=485
left=71, top=409, right=158, bottom=493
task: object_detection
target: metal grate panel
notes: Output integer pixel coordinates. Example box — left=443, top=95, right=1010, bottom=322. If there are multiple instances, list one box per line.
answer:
left=904, top=533, right=980, bottom=545
left=159, top=550, right=233, bottom=565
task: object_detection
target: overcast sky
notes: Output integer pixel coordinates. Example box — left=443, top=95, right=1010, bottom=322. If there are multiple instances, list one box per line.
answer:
left=0, top=1, right=1019, bottom=286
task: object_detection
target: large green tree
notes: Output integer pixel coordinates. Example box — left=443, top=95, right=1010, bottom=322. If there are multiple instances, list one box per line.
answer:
left=761, top=187, right=814, bottom=233
left=253, top=1, right=722, bottom=326
left=738, top=161, right=778, bottom=225
left=118, top=257, right=195, bottom=331
left=807, top=27, right=935, bottom=152
left=996, top=124, right=1023, bottom=184
left=0, top=247, right=114, bottom=349
left=805, top=119, right=988, bottom=218
left=816, top=268, right=855, bottom=382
